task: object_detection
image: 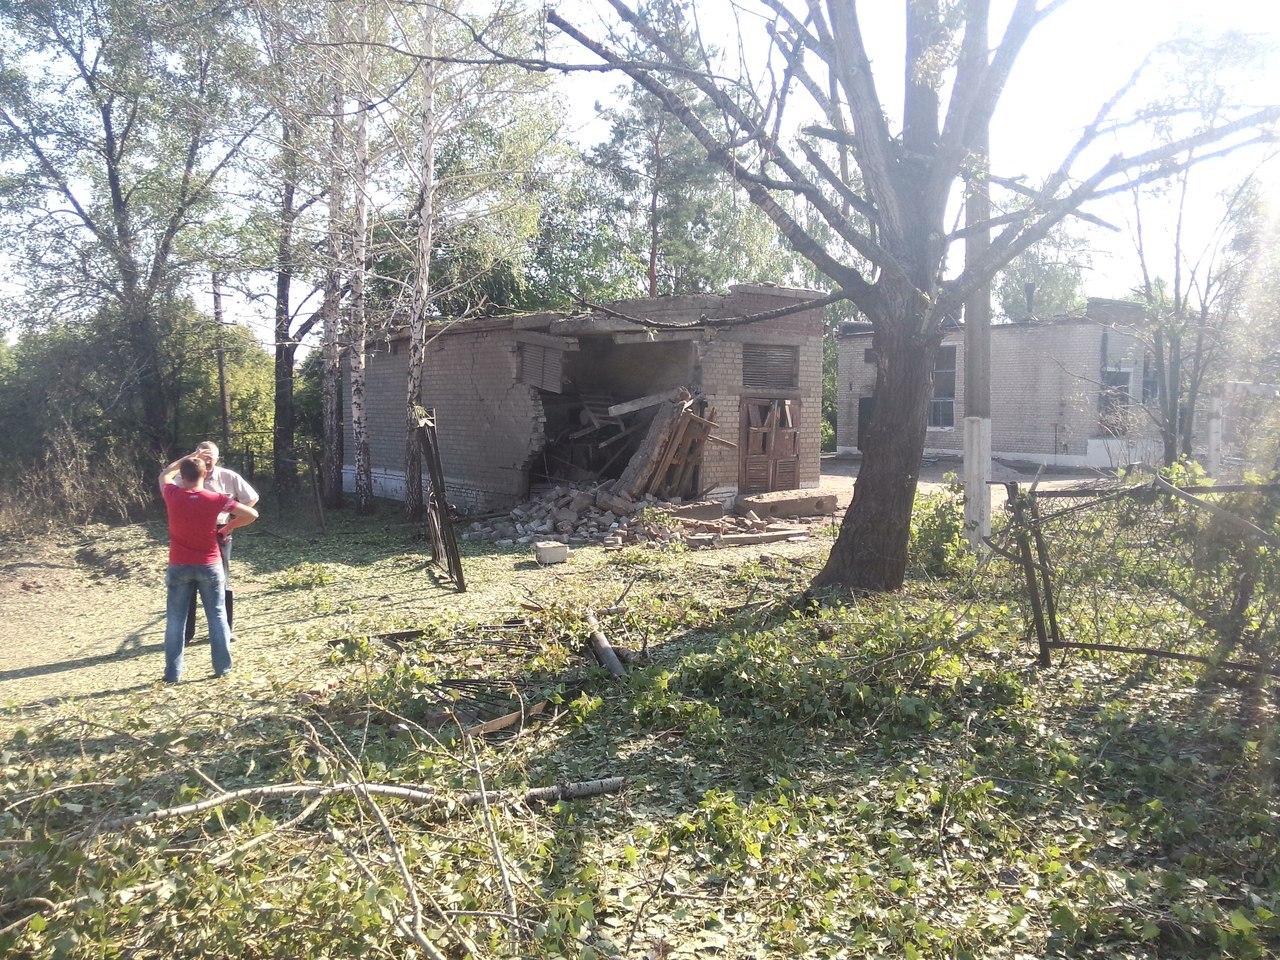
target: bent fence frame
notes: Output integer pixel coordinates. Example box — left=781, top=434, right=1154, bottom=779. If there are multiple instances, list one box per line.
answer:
left=995, top=477, right=1280, bottom=677
left=415, top=410, right=466, bottom=593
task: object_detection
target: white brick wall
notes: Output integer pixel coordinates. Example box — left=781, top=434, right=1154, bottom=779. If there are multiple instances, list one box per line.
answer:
left=837, top=317, right=1161, bottom=466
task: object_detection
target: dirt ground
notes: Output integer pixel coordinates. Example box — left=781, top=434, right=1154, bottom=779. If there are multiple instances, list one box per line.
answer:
left=0, top=456, right=1093, bottom=734
left=816, top=451, right=1094, bottom=511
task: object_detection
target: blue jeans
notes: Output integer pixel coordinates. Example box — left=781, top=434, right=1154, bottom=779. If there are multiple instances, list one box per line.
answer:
left=165, top=563, right=232, bottom=682
left=184, top=536, right=233, bottom=638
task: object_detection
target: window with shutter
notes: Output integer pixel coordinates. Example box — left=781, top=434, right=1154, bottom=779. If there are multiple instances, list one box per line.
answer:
left=517, top=343, right=564, bottom=394
left=742, top=344, right=799, bottom=391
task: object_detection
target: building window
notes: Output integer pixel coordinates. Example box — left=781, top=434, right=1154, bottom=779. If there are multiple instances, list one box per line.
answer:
left=863, top=348, right=877, bottom=364
left=929, top=345, right=956, bottom=429
left=742, top=344, right=799, bottom=391
left=1142, top=355, right=1159, bottom=403
left=518, top=343, right=564, bottom=393
left=1100, top=368, right=1132, bottom=434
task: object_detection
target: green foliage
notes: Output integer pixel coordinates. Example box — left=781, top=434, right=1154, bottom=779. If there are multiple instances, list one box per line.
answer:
left=0, top=0, right=262, bottom=453
left=585, top=0, right=801, bottom=296
left=992, top=220, right=1090, bottom=321
left=0, top=303, right=273, bottom=518
left=909, top=474, right=976, bottom=579
left=822, top=331, right=838, bottom=451
left=270, top=561, right=340, bottom=589
left=3, top=506, right=1280, bottom=959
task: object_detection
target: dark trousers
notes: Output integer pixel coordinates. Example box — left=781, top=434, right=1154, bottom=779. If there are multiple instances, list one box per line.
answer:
left=185, top=536, right=235, bottom=643
left=185, top=588, right=234, bottom=642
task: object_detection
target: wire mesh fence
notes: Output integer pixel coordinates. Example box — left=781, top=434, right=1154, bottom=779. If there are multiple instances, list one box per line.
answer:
left=993, top=475, right=1280, bottom=678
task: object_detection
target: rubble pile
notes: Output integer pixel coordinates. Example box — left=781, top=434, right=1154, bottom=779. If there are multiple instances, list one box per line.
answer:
left=458, top=483, right=822, bottom=550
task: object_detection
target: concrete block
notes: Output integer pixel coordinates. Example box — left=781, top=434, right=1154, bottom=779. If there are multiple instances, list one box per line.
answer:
left=665, top=500, right=725, bottom=521
left=736, top=490, right=838, bottom=518
left=534, top=541, right=569, bottom=564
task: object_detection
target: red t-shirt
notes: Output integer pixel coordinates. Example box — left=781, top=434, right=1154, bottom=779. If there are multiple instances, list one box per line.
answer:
left=163, top=484, right=236, bottom=565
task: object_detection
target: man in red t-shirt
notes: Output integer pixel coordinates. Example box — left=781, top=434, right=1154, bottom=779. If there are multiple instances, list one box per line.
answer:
left=159, top=457, right=258, bottom=683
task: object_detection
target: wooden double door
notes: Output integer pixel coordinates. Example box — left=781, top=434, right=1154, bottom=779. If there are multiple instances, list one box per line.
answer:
left=739, top=398, right=799, bottom=494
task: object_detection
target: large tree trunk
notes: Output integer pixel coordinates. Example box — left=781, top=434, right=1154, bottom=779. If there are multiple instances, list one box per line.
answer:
left=321, top=37, right=346, bottom=508
left=1181, top=310, right=1208, bottom=458
left=273, top=118, right=300, bottom=490
left=124, top=301, right=171, bottom=458
left=1163, top=332, right=1182, bottom=466
left=646, top=125, right=662, bottom=298
left=811, top=321, right=939, bottom=593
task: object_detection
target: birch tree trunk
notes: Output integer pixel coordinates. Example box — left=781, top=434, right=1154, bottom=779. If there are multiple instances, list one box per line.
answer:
left=273, top=115, right=300, bottom=490
left=404, top=6, right=438, bottom=520
left=321, top=70, right=347, bottom=508
left=348, top=0, right=374, bottom=513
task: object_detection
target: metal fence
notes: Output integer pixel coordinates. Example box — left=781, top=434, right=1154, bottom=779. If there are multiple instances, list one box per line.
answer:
left=995, top=475, right=1280, bottom=677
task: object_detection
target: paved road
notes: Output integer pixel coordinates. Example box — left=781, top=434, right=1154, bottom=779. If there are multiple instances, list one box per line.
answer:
left=817, top=453, right=1097, bottom=512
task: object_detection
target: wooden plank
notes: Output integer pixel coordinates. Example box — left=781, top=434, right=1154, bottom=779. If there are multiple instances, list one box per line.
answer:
left=606, top=389, right=680, bottom=418
left=598, top=421, right=646, bottom=448
left=463, top=701, right=549, bottom=738
left=648, top=411, right=694, bottom=498
left=669, top=421, right=709, bottom=497
left=569, top=421, right=609, bottom=440
left=616, top=401, right=680, bottom=497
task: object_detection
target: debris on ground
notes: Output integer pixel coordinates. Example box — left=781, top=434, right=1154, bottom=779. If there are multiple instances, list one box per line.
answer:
left=458, top=481, right=834, bottom=551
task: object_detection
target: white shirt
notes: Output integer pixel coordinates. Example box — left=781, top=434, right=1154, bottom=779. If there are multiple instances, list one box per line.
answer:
left=205, top=465, right=258, bottom=526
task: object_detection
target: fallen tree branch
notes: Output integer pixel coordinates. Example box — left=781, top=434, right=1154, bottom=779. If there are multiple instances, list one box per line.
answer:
left=88, top=777, right=627, bottom=836
left=1153, top=475, right=1280, bottom=550
left=585, top=612, right=628, bottom=677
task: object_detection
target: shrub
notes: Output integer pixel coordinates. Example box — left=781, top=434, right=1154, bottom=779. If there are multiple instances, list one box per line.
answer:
left=909, top=474, right=975, bottom=579
left=0, top=427, right=150, bottom=536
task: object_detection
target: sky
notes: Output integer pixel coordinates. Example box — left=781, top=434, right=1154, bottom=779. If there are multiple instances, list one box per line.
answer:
left=4, top=0, right=1277, bottom=347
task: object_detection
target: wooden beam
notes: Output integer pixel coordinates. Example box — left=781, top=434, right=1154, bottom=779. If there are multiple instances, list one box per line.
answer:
left=606, top=389, right=680, bottom=417
left=612, top=330, right=707, bottom=344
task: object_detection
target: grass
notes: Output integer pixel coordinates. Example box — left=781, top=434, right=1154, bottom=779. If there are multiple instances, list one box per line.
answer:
left=1, top=495, right=1277, bottom=959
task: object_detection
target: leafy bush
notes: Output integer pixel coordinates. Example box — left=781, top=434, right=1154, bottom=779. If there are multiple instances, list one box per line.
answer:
left=909, top=474, right=975, bottom=579
left=0, top=427, right=150, bottom=535
left=820, top=417, right=836, bottom=452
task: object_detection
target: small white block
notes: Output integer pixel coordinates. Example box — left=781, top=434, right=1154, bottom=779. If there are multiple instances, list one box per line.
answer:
left=534, top=541, right=569, bottom=564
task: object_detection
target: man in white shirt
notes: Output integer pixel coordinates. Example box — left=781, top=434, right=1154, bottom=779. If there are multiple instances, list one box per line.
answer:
left=171, top=441, right=259, bottom=644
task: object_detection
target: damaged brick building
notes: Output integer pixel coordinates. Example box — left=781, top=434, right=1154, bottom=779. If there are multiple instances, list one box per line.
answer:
left=343, top=284, right=827, bottom=511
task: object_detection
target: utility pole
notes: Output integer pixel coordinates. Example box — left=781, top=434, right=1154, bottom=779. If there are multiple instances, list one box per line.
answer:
left=212, top=272, right=232, bottom=452
left=963, top=56, right=992, bottom=547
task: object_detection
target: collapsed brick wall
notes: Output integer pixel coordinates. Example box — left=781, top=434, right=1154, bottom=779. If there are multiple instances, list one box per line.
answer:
left=342, top=329, right=544, bottom=510
left=345, top=285, right=827, bottom=508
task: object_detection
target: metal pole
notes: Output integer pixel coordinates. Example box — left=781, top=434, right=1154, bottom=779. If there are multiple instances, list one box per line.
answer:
left=963, top=41, right=992, bottom=548
left=212, top=272, right=232, bottom=451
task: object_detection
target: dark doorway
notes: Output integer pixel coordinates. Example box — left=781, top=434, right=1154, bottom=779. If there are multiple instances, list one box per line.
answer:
left=857, top=396, right=875, bottom=452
